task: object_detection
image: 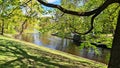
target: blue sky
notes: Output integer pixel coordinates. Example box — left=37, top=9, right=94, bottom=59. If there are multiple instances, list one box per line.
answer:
left=42, top=0, right=61, bottom=11
left=46, top=0, right=60, bottom=4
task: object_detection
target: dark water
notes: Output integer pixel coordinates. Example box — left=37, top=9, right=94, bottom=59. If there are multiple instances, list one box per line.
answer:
left=15, top=33, right=110, bottom=64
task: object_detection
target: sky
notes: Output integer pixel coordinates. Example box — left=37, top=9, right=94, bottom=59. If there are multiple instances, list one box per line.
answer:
left=42, top=0, right=60, bottom=11
left=46, top=0, right=60, bottom=4
left=41, top=0, right=60, bottom=17
left=46, top=0, right=58, bottom=3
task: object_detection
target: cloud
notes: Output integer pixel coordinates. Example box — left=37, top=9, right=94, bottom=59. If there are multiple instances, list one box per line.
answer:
left=41, top=14, right=52, bottom=17
left=46, top=0, right=57, bottom=3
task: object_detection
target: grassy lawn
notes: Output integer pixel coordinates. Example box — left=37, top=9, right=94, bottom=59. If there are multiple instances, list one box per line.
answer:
left=0, top=36, right=107, bottom=68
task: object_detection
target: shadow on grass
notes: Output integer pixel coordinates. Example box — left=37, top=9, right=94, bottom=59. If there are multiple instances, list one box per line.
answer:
left=0, top=39, right=72, bottom=68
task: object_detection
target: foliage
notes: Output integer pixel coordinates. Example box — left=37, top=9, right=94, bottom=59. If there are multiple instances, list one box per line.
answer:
left=80, top=41, right=100, bottom=55
left=0, top=0, right=43, bottom=35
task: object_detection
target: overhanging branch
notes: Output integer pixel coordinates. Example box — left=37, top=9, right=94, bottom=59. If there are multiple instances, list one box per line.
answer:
left=37, top=0, right=116, bottom=35
left=37, top=0, right=114, bottom=16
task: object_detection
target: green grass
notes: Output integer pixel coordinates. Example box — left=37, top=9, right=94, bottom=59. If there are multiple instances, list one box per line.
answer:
left=0, top=36, right=107, bottom=68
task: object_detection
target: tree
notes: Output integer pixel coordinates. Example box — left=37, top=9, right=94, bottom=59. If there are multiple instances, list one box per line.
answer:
left=0, top=0, right=43, bottom=35
left=0, top=0, right=27, bottom=35
left=37, top=0, right=120, bottom=68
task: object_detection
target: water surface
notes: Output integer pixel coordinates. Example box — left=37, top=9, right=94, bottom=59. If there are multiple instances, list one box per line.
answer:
left=15, top=33, right=110, bottom=64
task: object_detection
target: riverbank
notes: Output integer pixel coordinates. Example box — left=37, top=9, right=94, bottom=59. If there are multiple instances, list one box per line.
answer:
left=0, top=36, right=107, bottom=68
left=52, top=33, right=112, bottom=49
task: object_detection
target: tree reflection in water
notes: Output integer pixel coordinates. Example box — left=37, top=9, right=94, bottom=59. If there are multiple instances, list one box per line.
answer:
left=15, top=33, right=110, bottom=64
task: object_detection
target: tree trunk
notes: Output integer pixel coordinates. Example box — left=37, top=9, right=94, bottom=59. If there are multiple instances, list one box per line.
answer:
left=19, top=19, right=27, bottom=35
left=1, top=19, right=4, bottom=35
left=108, top=11, right=120, bottom=68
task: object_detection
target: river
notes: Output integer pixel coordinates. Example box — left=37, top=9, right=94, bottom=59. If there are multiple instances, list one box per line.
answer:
left=15, top=32, right=110, bottom=64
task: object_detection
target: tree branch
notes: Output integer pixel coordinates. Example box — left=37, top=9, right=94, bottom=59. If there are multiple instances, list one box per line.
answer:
left=19, top=19, right=27, bottom=35
left=7, top=0, right=32, bottom=16
left=73, top=14, right=97, bottom=35
left=52, top=12, right=64, bottom=22
left=37, top=0, right=116, bottom=35
left=37, top=0, right=115, bottom=16
left=109, top=5, right=120, bottom=16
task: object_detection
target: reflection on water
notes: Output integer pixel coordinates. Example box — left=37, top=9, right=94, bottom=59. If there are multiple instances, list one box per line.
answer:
left=15, top=33, right=110, bottom=64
